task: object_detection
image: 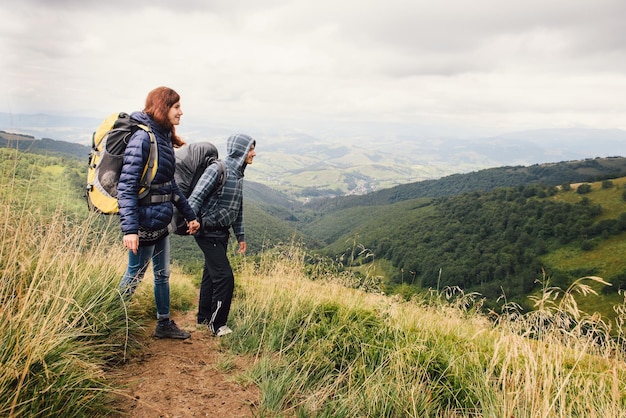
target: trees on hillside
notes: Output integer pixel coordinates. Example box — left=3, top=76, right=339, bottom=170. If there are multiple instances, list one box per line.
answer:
left=338, top=183, right=626, bottom=310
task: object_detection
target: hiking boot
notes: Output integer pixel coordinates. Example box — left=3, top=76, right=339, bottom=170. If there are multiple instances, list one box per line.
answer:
left=154, top=320, right=191, bottom=339
left=213, top=325, right=233, bottom=337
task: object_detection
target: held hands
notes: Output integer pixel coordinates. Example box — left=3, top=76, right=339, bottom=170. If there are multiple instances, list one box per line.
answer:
left=124, top=219, right=200, bottom=255
left=187, top=219, right=200, bottom=235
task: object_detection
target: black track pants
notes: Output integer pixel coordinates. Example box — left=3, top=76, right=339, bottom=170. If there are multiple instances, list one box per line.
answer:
left=194, top=235, right=234, bottom=330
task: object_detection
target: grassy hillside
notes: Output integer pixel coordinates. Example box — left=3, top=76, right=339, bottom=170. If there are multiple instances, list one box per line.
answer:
left=6, top=143, right=626, bottom=318
left=0, top=148, right=90, bottom=216
left=0, top=146, right=301, bottom=256
left=0, top=130, right=91, bottom=160
left=0, top=149, right=139, bottom=416
left=228, top=246, right=626, bottom=416
left=0, top=149, right=203, bottom=416
left=244, top=179, right=296, bottom=210
left=5, top=147, right=626, bottom=416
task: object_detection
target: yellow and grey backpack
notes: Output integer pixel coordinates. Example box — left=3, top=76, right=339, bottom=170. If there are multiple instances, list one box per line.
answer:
left=86, top=112, right=158, bottom=214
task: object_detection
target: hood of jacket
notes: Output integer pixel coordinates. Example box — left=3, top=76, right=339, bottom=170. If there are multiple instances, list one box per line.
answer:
left=226, top=134, right=255, bottom=176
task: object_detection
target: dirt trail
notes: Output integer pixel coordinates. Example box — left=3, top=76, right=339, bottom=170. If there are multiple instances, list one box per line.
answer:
left=108, top=309, right=260, bottom=417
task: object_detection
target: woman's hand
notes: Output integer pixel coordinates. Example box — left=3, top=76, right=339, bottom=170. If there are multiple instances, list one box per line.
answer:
left=123, top=234, right=139, bottom=255
left=187, top=219, right=200, bottom=235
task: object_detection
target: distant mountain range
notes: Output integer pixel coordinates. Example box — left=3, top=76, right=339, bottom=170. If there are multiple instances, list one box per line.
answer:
left=0, top=130, right=91, bottom=159
left=2, top=112, right=625, bottom=201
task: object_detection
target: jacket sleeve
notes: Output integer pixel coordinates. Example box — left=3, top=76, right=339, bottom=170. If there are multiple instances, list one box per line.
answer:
left=187, top=165, right=219, bottom=214
left=117, top=130, right=150, bottom=235
left=232, top=198, right=245, bottom=242
left=171, top=178, right=198, bottom=222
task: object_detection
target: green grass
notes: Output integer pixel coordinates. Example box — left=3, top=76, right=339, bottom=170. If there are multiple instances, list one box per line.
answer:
left=5, top=148, right=626, bottom=416
left=0, top=150, right=197, bottom=417
left=221, top=245, right=626, bottom=417
left=0, top=203, right=134, bottom=416
left=553, top=177, right=626, bottom=220
left=349, top=257, right=393, bottom=280
left=40, top=164, right=65, bottom=176
left=543, top=234, right=626, bottom=281
left=542, top=178, right=626, bottom=321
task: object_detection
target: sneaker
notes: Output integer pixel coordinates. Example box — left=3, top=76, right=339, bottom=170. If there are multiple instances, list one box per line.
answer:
left=214, top=325, right=233, bottom=337
left=154, top=320, right=191, bottom=339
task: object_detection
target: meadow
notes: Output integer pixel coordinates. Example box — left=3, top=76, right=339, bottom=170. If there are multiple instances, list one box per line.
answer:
left=0, top=181, right=134, bottom=415
left=229, top=248, right=626, bottom=417
left=3, top=147, right=626, bottom=416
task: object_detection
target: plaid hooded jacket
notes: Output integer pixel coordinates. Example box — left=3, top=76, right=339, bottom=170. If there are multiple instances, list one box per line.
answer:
left=187, top=133, right=255, bottom=242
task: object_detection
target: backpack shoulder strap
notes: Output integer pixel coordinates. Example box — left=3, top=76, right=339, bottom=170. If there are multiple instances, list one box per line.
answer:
left=214, top=159, right=226, bottom=194
left=135, top=124, right=158, bottom=199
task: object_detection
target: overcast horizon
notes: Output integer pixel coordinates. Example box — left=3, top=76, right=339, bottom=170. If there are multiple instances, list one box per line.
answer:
left=2, top=0, right=625, bottom=141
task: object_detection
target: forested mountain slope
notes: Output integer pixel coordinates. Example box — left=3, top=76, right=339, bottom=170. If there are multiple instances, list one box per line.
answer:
left=309, top=179, right=626, bottom=314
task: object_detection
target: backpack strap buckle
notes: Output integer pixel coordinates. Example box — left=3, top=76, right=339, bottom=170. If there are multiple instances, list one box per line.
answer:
left=138, top=193, right=172, bottom=205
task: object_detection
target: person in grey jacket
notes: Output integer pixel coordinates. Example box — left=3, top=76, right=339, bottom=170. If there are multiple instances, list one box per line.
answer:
left=118, top=86, right=200, bottom=339
left=187, top=133, right=256, bottom=336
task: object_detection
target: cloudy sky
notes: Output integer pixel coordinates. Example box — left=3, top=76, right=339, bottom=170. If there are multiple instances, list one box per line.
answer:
left=2, top=0, right=625, bottom=139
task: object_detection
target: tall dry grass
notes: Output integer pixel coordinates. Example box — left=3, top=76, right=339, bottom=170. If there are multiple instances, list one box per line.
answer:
left=0, top=149, right=204, bottom=416
left=0, top=150, right=142, bottom=417
left=224, top=245, right=626, bottom=417
left=0, top=202, right=139, bottom=416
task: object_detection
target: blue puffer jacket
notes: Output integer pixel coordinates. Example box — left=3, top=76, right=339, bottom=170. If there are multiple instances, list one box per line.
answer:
left=117, top=111, right=196, bottom=236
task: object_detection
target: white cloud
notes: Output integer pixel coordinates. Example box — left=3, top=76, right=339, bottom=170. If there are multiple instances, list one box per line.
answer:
left=1, top=0, right=625, bottom=137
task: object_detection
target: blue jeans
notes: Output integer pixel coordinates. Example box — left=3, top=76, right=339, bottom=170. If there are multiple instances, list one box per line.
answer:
left=119, top=235, right=171, bottom=320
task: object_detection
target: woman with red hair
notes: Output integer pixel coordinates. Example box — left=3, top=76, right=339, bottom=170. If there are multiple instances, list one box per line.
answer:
left=118, top=86, right=200, bottom=339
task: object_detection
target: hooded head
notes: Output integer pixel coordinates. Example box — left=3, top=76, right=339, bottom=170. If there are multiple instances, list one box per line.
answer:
left=226, top=134, right=256, bottom=173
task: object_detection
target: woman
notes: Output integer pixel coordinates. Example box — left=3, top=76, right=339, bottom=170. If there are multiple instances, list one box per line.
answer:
left=118, top=86, right=200, bottom=339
